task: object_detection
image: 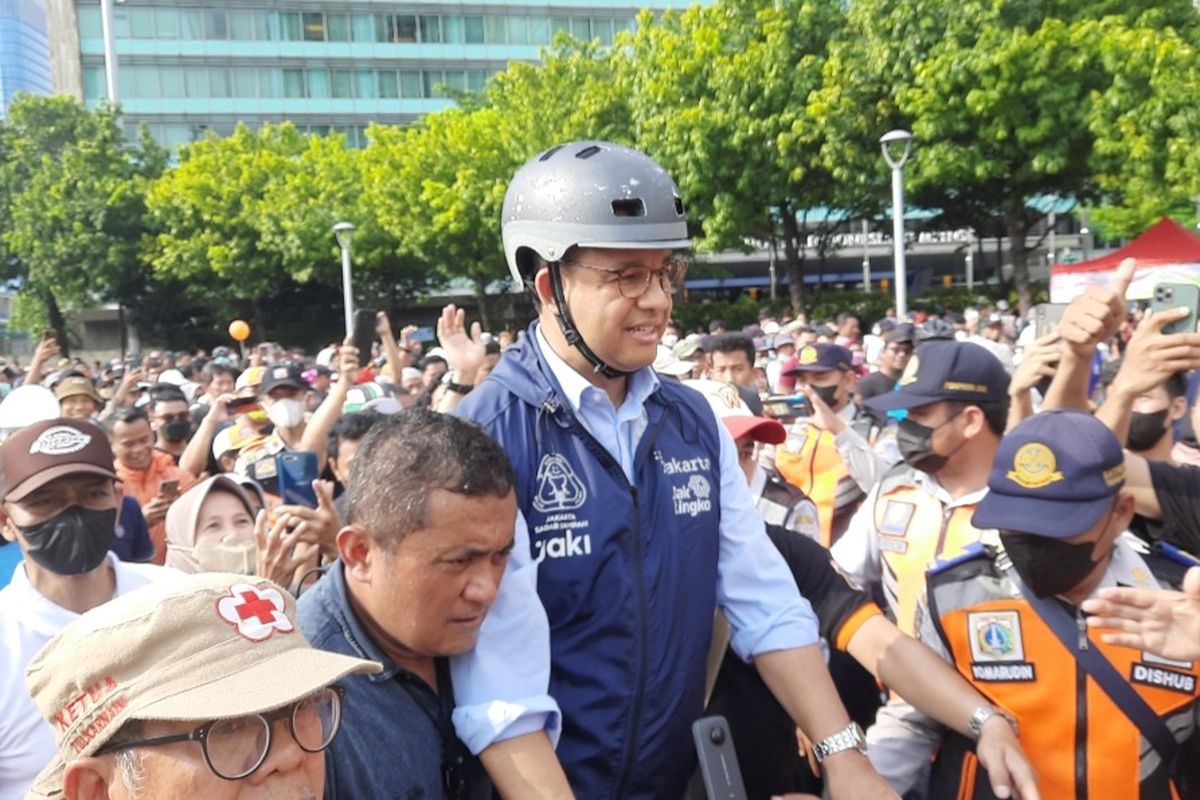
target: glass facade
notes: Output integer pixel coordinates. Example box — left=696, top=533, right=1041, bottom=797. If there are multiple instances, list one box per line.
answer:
left=65, top=1, right=682, bottom=147
left=0, top=0, right=53, bottom=118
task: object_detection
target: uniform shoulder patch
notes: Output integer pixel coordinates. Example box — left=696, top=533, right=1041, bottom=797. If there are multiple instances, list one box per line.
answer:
left=928, top=542, right=990, bottom=577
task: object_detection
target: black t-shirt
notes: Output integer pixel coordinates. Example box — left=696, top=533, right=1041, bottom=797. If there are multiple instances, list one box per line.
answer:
left=1142, top=459, right=1200, bottom=553
left=857, top=370, right=898, bottom=423
left=700, top=525, right=881, bottom=799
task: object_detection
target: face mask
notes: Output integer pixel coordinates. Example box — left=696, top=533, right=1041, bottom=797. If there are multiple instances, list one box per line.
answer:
left=162, top=419, right=191, bottom=443
left=0, top=384, right=11, bottom=399
left=266, top=398, right=304, bottom=429
left=1126, top=408, right=1170, bottom=452
left=1000, top=531, right=1105, bottom=599
left=811, top=384, right=841, bottom=409
left=191, top=539, right=258, bottom=575
left=896, top=410, right=964, bottom=474
left=17, top=506, right=117, bottom=576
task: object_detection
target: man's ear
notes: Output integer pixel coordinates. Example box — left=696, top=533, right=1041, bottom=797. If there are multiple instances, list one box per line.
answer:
left=1111, top=490, right=1137, bottom=538
left=532, top=267, right=559, bottom=316
left=1170, top=394, right=1188, bottom=423
left=64, top=757, right=116, bottom=800
left=0, top=505, right=15, bottom=545
left=336, top=525, right=374, bottom=581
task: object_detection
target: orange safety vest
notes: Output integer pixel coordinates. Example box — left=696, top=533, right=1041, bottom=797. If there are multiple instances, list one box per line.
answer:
left=774, top=422, right=864, bottom=547
left=871, top=464, right=988, bottom=636
left=926, top=546, right=1200, bottom=800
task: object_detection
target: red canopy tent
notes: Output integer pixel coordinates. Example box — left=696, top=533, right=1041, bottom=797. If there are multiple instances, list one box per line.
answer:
left=1050, top=217, right=1200, bottom=301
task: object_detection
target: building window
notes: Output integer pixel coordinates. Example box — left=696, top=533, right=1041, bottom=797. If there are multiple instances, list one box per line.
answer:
left=528, top=18, right=550, bottom=45
left=82, top=66, right=105, bottom=101
left=308, top=69, right=330, bottom=99
left=283, top=69, right=306, bottom=98
left=443, top=16, right=464, bottom=44
left=464, top=16, right=484, bottom=44
left=155, top=8, right=180, bottom=38
left=281, top=12, right=302, bottom=41
left=130, top=9, right=154, bottom=38
left=185, top=67, right=209, bottom=97
left=205, top=10, right=227, bottom=40
left=422, top=70, right=444, bottom=98
left=551, top=18, right=571, bottom=38
left=159, top=67, right=185, bottom=98
left=571, top=18, right=591, bottom=40
left=233, top=68, right=257, bottom=98
left=355, top=70, right=376, bottom=99
left=398, top=71, right=420, bottom=98
left=467, top=70, right=487, bottom=92
left=77, top=7, right=102, bottom=40
left=484, top=16, right=506, bottom=44
left=180, top=9, right=205, bottom=39
left=327, top=13, right=351, bottom=42
left=210, top=67, right=232, bottom=97
left=228, top=10, right=255, bottom=40
left=592, top=18, right=613, bottom=45
left=506, top=17, right=529, bottom=45
left=378, top=70, right=398, bottom=98
left=351, top=14, right=374, bottom=42
left=302, top=12, right=325, bottom=42
left=419, top=15, right=440, bottom=43
left=392, top=15, right=417, bottom=43
left=331, top=69, right=353, bottom=98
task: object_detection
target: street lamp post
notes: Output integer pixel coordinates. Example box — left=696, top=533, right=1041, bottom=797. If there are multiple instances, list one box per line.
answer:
left=880, top=129, right=913, bottom=318
left=100, top=0, right=122, bottom=102
left=333, top=222, right=356, bottom=338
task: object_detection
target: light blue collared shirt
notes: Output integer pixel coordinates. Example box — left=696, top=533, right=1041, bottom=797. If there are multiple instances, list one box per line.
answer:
left=450, top=325, right=820, bottom=755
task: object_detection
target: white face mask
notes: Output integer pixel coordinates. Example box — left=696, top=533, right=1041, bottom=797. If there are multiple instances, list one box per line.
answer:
left=266, top=398, right=304, bottom=429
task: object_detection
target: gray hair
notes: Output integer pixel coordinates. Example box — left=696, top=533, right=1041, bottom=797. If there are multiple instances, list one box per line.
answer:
left=348, top=409, right=516, bottom=548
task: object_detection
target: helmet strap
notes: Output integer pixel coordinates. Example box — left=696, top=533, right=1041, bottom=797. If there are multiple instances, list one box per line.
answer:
left=548, top=262, right=629, bottom=380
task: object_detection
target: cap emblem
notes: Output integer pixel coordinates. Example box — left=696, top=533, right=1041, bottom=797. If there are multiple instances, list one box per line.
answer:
left=1103, top=464, right=1126, bottom=486
left=716, top=383, right=742, bottom=410
left=898, top=355, right=920, bottom=386
left=798, top=346, right=818, bottom=366
left=1006, top=442, right=1064, bottom=489
left=217, top=584, right=294, bottom=642
left=29, top=425, right=91, bottom=456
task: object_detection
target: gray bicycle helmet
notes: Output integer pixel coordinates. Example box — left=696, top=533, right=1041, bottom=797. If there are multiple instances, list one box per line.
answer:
left=502, top=141, right=691, bottom=285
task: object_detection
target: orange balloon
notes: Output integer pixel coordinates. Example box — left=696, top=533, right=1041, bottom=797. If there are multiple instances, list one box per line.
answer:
left=228, top=320, right=250, bottom=342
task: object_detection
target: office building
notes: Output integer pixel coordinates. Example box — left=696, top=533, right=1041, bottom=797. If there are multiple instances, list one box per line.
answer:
left=0, top=0, right=53, bottom=118
left=45, top=0, right=687, bottom=147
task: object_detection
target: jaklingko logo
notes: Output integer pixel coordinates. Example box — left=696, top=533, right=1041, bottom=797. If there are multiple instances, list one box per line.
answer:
left=673, top=474, right=712, bottom=517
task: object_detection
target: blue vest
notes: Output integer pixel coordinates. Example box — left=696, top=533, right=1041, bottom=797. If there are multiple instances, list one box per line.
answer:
left=456, top=324, right=724, bottom=799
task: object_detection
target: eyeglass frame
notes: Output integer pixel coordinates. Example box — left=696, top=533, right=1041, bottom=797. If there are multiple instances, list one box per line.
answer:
left=94, top=685, right=345, bottom=781
left=561, top=255, right=689, bottom=299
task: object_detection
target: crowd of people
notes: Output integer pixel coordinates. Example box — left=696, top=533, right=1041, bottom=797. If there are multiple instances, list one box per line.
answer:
left=1, top=140, right=1200, bottom=800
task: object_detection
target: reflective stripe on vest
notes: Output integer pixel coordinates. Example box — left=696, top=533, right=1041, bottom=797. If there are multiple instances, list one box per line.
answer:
left=873, top=472, right=986, bottom=635
left=930, top=563, right=1199, bottom=799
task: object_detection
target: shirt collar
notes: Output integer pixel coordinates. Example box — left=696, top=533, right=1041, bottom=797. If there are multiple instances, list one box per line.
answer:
left=1102, top=532, right=1162, bottom=593
left=323, top=561, right=405, bottom=682
left=535, top=323, right=660, bottom=415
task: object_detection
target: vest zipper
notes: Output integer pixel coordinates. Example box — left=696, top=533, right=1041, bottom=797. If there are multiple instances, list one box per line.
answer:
left=613, top=485, right=648, bottom=800
left=1075, top=659, right=1089, bottom=799
left=933, top=506, right=954, bottom=560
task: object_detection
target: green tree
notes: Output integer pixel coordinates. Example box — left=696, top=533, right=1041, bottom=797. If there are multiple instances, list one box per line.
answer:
left=623, top=1, right=847, bottom=313
left=361, top=38, right=629, bottom=328
left=0, top=95, right=165, bottom=341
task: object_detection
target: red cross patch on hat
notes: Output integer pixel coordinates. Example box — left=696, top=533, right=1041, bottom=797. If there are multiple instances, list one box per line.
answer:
left=216, top=583, right=295, bottom=642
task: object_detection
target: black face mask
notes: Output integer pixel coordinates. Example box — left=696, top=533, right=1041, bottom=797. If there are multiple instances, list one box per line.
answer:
left=1000, top=530, right=1105, bottom=599
left=162, top=419, right=191, bottom=443
left=811, top=384, right=841, bottom=409
left=896, top=409, right=964, bottom=474
left=17, top=506, right=117, bottom=575
left=1126, top=408, right=1170, bottom=452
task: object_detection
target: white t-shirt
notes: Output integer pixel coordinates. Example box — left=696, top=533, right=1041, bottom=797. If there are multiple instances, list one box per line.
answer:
left=0, top=553, right=173, bottom=800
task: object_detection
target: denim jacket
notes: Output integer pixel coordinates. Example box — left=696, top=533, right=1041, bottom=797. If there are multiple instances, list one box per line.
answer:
left=296, top=562, right=489, bottom=799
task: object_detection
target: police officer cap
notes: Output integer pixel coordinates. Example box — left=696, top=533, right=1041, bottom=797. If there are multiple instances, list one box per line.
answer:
left=783, top=343, right=853, bottom=375
left=866, top=341, right=1009, bottom=413
left=972, top=409, right=1125, bottom=538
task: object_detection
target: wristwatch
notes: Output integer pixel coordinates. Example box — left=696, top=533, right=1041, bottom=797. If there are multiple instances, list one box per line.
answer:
left=967, top=706, right=1019, bottom=741
left=811, top=721, right=867, bottom=763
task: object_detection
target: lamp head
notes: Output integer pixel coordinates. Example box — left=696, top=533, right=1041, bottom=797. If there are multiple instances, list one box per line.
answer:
left=880, top=129, right=913, bottom=168
left=333, top=221, right=355, bottom=249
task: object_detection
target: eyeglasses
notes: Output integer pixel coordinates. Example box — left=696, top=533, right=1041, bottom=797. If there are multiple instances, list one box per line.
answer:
left=96, top=685, right=344, bottom=781
left=564, top=256, right=688, bottom=299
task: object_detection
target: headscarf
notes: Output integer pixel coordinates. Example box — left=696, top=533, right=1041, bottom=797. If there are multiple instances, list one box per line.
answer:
left=164, top=475, right=256, bottom=573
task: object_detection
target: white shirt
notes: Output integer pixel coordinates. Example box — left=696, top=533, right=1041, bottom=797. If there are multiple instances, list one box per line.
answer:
left=0, top=554, right=174, bottom=800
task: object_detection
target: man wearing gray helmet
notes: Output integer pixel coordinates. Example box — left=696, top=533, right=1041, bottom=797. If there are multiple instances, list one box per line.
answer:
left=451, top=141, right=896, bottom=800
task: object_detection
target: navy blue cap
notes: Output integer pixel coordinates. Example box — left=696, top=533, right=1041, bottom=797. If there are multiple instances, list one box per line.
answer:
left=784, top=344, right=853, bottom=374
left=972, top=409, right=1125, bottom=538
left=866, top=341, right=1009, bottom=413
